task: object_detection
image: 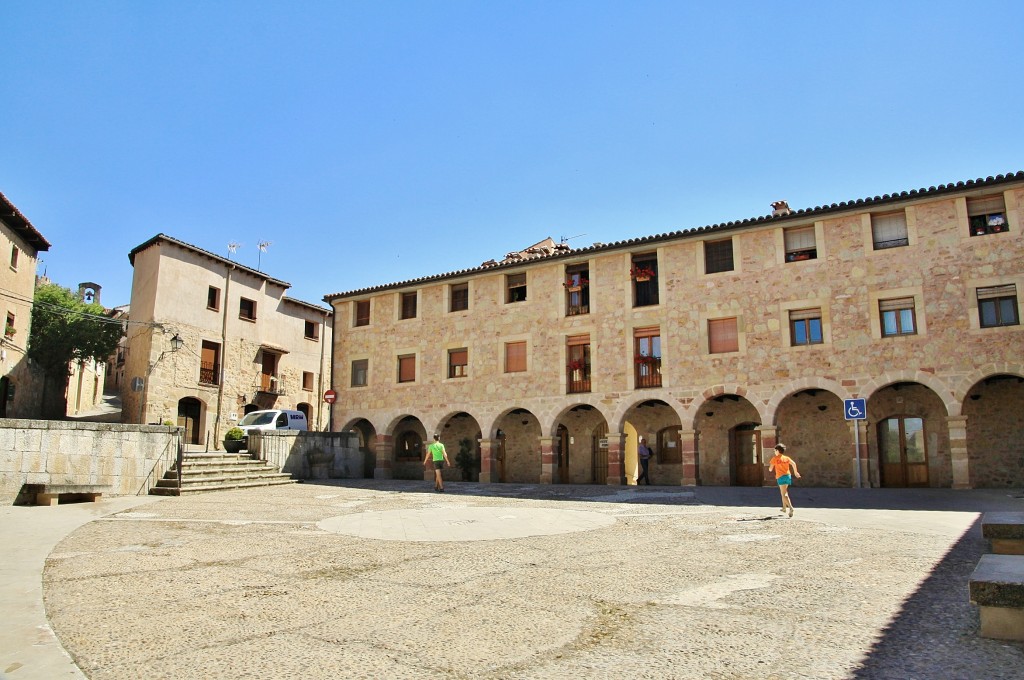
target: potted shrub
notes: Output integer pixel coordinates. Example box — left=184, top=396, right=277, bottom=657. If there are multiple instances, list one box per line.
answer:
left=630, top=265, right=655, bottom=282
left=224, top=427, right=245, bottom=453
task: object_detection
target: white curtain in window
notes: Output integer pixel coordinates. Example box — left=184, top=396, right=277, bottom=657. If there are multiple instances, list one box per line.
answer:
left=872, top=212, right=908, bottom=242
left=784, top=227, right=815, bottom=252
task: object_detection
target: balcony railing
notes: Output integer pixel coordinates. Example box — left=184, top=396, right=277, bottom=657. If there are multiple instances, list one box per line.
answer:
left=567, top=367, right=591, bottom=394
left=257, top=375, right=286, bottom=395
left=874, top=237, right=909, bottom=250
left=635, top=358, right=662, bottom=388
left=199, top=362, right=219, bottom=385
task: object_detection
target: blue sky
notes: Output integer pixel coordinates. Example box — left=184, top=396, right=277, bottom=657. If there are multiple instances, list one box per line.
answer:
left=3, top=1, right=1022, bottom=308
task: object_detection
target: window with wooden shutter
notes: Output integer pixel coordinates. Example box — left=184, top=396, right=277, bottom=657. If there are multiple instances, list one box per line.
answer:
left=507, top=273, right=527, bottom=303
left=448, top=348, right=468, bottom=378
left=631, top=255, right=659, bottom=307
left=200, top=341, right=221, bottom=384
left=400, top=292, right=417, bottom=320
left=505, top=341, right=527, bottom=373
left=398, top=354, right=416, bottom=383
left=708, top=318, right=739, bottom=354
left=450, top=283, right=469, bottom=312
left=354, top=300, right=370, bottom=327
left=789, top=308, right=823, bottom=345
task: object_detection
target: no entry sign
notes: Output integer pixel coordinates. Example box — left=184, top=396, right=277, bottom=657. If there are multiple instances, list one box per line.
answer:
left=323, top=389, right=337, bottom=404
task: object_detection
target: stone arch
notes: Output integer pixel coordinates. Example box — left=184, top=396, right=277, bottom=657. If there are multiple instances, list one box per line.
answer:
left=609, top=395, right=685, bottom=434
left=860, top=370, right=956, bottom=417
left=949, top=363, right=1024, bottom=407
left=766, top=377, right=852, bottom=425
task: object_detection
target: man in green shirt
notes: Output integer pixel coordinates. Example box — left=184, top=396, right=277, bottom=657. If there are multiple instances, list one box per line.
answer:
left=423, top=434, right=451, bottom=493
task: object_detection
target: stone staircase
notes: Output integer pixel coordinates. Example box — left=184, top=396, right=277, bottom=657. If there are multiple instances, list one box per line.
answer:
left=150, top=451, right=296, bottom=496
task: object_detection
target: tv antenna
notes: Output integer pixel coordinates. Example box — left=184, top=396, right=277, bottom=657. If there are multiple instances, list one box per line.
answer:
left=227, top=242, right=241, bottom=260
left=257, top=240, right=272, bottom=270
left=560, top=233, right=586, bottom=244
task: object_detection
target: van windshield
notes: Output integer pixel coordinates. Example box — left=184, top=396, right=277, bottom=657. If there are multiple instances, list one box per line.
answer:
left=239, top=412, right=275, bottom=426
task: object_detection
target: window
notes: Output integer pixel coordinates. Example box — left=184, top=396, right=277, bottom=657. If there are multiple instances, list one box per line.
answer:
left=354, top=300, right=370, bottom=327
left=450, top=283, right=469, bottom=312
left=398, top=354, right=416, bottom=383
left=872, top=212, right=909, bottom=250
left=304, top=320, right=319, bottom=340
left=207, top=286, right=220, bottom=311
left=566, top=335, right=591, bottom=393
left=400, top=292, right=417, bottom=320
left=789, top=309, right=823, bottom=346
left=978, top=284, right=1019, bottom=328
left=784, top=226, right=817, bottom=262
left=448, top=348, right=468, bottom=378
left=4, top=313, right=14, bottom=339
left=968, top=195, right=1008, bottom=237
left=631, top=256, right=659, bottom=307
left=200, top=341, right=221, bottom=384
left=565, top=265, right=590, bottom=316
left=704, top=239, right=734, bottom=274
left=506, top=273, right=527, bottom=303
left=634, top=328, right=661, bottom=388
left=708, top=318, right=739, bottom=354
left=302, top=371, right=314, bottom=391
left=505, top=341, right=526, bottom=373
left=351, top=359, right=368, bottom=387
left=239, top=298, right=256, bottom=321
left=879, top=298, right=916, bottom=336
left=10, top=246, right=19, bottom=270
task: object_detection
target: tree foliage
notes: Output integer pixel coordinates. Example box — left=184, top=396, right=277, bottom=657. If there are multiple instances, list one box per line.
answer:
left=28, top=283, right=124, bottom=377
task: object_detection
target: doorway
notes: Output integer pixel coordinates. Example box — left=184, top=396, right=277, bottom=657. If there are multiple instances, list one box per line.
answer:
left=556, top=425, right=570, bottom=483
left=878, top=416, right=928, bottom=487
left=177, top=397, right=202, bottom=445
left=731, top=422, right=762, bottom=486
left=592, top=423, right=608, bottom=484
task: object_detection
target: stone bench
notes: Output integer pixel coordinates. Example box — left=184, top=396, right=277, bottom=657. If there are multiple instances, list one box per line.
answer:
left=982, top=512, right=1024, bottom=555
left=969, top=554, right=1024, bottom=641
left=22, top=483, right=110, bottom=506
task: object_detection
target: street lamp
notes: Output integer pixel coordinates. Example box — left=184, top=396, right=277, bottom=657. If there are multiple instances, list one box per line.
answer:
left=170, top=333, right=183, bottom=352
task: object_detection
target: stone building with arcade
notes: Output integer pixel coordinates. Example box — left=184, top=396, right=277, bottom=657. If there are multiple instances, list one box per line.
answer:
left=325, top=172, right=1024, bottom=489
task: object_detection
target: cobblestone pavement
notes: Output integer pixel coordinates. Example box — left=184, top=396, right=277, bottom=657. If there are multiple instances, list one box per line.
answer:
left=27, top=483, right=1024, bottom=678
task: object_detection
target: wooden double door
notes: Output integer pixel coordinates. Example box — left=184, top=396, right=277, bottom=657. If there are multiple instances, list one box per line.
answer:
left=878, top=416, right=928, bottom=487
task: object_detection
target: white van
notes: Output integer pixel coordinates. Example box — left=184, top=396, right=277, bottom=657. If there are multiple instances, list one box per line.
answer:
left=237, top=409, right=308, bottom=448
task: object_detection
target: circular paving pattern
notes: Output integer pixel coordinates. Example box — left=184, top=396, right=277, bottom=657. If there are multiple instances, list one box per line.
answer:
left=318, top=505, right=617, bottom=542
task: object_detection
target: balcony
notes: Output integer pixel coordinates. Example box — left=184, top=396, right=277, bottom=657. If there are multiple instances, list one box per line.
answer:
left=635, top=357, right=662, bottom=389
left=255, top=375, right=286, bottom=396
left=567, top=364, right=591, bottom=394
left=199, top=361, right=220, bottom=385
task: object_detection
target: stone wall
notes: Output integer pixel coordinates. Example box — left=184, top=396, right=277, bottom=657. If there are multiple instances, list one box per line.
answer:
left=250, top=430, right=363, bottom=480
left=0, top=419, right=180, bottom=504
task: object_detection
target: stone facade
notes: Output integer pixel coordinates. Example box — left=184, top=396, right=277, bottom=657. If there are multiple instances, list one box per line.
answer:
left=122, top=235, right=332, bottom=448
left=0, top=192, right=50, bottom=419
left=326, top=173, right=1024, bottom=488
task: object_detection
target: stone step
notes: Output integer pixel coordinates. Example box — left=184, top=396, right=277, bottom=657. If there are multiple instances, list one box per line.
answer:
left=155, top=471, right=292, bottom=488
left=150, top=477, right=297, bottom=496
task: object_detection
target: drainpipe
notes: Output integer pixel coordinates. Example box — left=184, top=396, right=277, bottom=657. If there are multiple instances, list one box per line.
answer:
left=214, top=265, right=234, bottom=447
left=316, top=309, right=328, bottom=431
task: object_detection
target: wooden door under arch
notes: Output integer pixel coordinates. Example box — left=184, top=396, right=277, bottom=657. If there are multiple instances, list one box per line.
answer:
left=732, top=423, right=762, bottom=486
left=878, top=416, right=928, bottom=487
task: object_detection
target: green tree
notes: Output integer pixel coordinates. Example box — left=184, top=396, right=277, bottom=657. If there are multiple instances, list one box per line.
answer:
left=28, top=283, right=124, bottom=419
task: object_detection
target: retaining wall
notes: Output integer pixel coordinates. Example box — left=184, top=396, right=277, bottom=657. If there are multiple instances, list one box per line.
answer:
left=250, top=430, right=363, bottom=480
left=0, top=419, right=180, bottom=505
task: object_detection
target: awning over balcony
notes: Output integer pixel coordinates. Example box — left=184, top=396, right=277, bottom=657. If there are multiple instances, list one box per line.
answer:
left=259, top=343, right=290, bottom=355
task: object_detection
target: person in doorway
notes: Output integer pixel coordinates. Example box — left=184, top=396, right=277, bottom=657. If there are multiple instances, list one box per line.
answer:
left=423, top=434, right=451, bottom=493
left=768, top=443, right=801, bottom=517
left=637, top=437, right=653, bottom=485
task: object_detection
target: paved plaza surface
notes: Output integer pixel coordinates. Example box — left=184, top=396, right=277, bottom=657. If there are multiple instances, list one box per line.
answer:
left=3, top=482, right=1024, bottom=679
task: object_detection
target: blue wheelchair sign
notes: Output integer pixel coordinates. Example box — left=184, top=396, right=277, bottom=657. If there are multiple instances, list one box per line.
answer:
left=844, top=398, right=866, bottom=420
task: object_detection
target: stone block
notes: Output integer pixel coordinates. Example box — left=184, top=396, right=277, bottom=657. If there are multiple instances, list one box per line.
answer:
left=982, top=513, right=1024, bottom=555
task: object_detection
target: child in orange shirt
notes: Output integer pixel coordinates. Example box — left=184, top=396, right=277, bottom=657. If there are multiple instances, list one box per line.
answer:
left=768, top=443, right=801, bottom=517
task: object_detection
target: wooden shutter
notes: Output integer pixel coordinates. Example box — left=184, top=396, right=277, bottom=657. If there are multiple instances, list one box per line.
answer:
left=967, top=195, right=1006, bottom=216
left=398, top=355, right=416, bottom=382
left=784, top=227, right=815, bottom=252
left=708, top=318, right=738, bottom=353
left=977, top=284, right=1016, bottom=300
left=505, top=341, right=526, bottom=372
